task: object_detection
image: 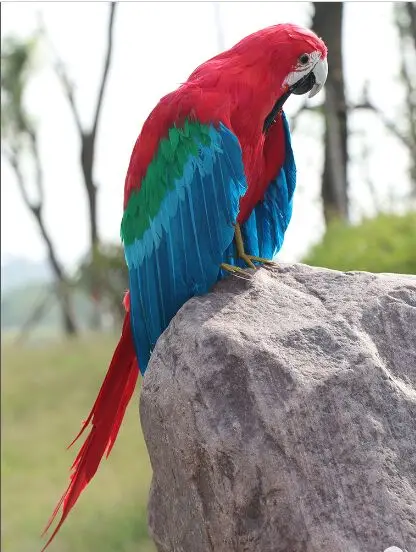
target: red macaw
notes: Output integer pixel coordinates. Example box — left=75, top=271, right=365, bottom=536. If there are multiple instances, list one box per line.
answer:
left=42, top=22, right=327, bottom=549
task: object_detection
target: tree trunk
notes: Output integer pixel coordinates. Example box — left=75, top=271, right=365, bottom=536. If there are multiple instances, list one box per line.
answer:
left=81, top=131, right=102, bottom=330
left=312, top=2, right=349, bottom=224
left=81, top=131, right=99, bottom=250
left=33, top=206, right=78, bottom=336
left=58, top=283, right=78, bottom=336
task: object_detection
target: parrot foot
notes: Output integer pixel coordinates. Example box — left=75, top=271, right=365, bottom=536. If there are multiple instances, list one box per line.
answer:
left=220, top=263, right=252, bottom=280
left=233, top=223, right=277, bottom=269
left=246, top=255, right=277, bottom=267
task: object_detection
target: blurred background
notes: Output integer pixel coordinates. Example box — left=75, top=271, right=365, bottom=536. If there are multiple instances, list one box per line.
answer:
left=1, top=2, right=415, bottom=551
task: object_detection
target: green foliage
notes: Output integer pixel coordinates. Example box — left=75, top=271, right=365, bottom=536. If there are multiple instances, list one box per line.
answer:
left=1, top=34, right=39, bottom=146
left=1, top=337, right=155, bottom=552
left=121, top=119, right=212, bottom=245
left=303, top=212, right=416, bottom=274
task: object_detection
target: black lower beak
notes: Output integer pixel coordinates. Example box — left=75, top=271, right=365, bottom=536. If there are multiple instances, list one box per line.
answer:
left=292, top=71, right=316, bottom=96
left=263, top=70, right=317, bottom=134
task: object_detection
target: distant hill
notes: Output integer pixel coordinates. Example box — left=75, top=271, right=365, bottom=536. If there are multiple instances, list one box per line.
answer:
left=1, top=283, right=57, bottom=331
left=1, top=256, right=81, bottom=332
left=0, top=256, right=111, bottom=333
left=1, top=256, right=53, bottom=293
left=0, top=256, right=123, bottom=335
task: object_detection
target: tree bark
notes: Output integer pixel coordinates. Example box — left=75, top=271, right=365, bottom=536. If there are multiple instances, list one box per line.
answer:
left=80, top=131, right=99, bottom=248
left=312, top=2, right=349, bottom=224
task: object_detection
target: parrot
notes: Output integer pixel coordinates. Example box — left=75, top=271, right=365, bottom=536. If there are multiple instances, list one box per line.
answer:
left=42, top=22, right=328, bottom=550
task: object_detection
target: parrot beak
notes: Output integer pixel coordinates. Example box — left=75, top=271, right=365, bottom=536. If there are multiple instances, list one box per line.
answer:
left=263, top=55, right=328, bottom=133
left=291, top=57, right=328, bottom=97
left=307, top=57, right=328, bottom=98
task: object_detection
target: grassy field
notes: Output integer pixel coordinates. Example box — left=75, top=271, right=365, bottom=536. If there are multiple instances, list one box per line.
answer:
left=1, top=335, right=156, bottom=552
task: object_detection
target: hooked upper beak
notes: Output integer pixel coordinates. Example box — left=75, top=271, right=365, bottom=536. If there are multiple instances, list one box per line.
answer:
left=308, top=57, right=328, bottom=98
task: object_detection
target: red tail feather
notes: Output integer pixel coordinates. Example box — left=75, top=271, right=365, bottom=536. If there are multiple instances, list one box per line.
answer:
left=41, top=312, right=138, bottom=551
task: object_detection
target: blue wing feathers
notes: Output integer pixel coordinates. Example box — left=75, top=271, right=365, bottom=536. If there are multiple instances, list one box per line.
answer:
left=126, top=123, right=247, bottom=373
left=126, top=117, right=296, bottom=374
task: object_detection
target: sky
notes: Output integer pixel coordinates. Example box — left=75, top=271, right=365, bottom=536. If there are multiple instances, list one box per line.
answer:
left=0, top=1, right=411, bottom=271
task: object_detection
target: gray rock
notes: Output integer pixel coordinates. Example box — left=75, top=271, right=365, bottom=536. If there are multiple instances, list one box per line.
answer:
left=140, top=264, right=416, bottom=552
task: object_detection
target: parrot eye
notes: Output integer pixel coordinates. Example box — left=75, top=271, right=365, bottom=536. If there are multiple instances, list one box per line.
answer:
left=299, top=53, right=310, bottom=65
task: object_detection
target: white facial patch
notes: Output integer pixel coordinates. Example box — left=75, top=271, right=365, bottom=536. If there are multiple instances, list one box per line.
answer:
left=283, top=50, right=322, bottom=88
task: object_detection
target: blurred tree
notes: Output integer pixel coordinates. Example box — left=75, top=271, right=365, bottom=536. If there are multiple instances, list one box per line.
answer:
left=354, top=3, right=416, bottom=200
left=42, top=2, right=117, bottom=252
left=77, top=243, right=128, bottom=327
left=1, top=36, right=78, bottom=336
left=40, top=2, right=117, bottom=329
left=393, top=2, right=416, bottom=195
left=312, top=2, right=349, bottom=224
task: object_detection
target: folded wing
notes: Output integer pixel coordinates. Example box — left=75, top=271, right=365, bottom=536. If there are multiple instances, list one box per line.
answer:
left=121, top=120, right=247, bottom=373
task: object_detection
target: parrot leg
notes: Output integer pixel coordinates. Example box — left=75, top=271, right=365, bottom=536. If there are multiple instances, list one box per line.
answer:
left=234, top=223, right=277, bottom=268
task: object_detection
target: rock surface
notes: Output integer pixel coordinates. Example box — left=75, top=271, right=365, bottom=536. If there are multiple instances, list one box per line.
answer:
left=140, top=264, right=416, bottom=552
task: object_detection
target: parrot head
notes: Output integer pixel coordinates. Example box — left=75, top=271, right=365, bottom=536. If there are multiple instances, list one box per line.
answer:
left=259, top=23, right=328, bottom=132
left=273, top=23, right=328, bottom=99
left=188, top=23, right=328, bottom=134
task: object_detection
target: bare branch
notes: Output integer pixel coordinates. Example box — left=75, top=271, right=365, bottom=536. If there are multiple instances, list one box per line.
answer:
left=2, top=147, right=33, bottom=209
left=353, top=100, right=413, bottom=151
left=28, top=129, right=45, bottom=205
left=37, top=12, right=83, bottom=134
left=91, top=2, right=117, bottom=140
left=2, top=129, right=45, bottom=210
left=54, top=56, right=83, bottom=135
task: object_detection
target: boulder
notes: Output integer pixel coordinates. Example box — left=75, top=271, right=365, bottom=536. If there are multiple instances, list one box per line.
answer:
left=140, top=264, right=416, bottom=552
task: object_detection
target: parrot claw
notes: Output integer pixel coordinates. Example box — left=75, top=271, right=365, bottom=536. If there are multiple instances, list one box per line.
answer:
left=246, top=255, right=277, bottom=267
left=220, top=263, right=252, bottom=280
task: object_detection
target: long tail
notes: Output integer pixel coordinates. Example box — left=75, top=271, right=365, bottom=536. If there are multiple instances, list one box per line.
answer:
left=41, top=302, right=138, bottom=551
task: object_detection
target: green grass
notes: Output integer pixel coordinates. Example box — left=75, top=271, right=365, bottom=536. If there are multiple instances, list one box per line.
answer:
left=1, top=336, right=156, bottom=552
